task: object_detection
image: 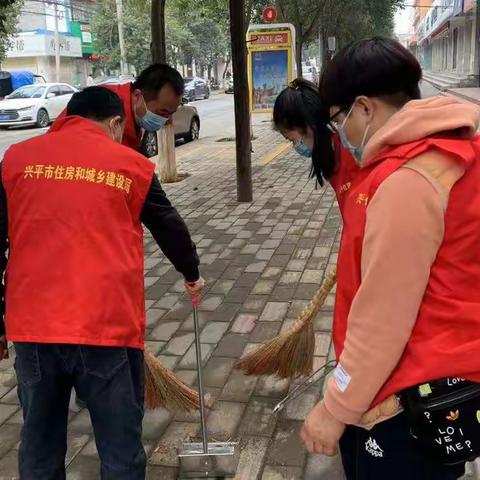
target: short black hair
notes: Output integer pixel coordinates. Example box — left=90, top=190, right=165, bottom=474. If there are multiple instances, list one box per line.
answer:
left=273, top=79, right=334, bottom=186
left=133, top=64, right=184, bottom=100
left=67, top=86, right=125, bottom=121
left=320, top=36, right=422, bottom=111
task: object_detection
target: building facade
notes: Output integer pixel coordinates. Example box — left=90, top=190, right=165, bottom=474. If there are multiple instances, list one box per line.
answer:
left=412, top=0, right=478, bottom=85
left=1, top=0, right=98, bottom=88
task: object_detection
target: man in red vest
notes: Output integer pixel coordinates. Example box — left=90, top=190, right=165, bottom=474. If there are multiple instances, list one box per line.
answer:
left=0, top=87, right=203, bottom=479
left=52, top=63, right=185, bottom=153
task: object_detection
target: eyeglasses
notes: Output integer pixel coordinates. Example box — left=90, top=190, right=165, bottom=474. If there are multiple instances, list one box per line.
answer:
left=328, top=108, right=346, bottom=131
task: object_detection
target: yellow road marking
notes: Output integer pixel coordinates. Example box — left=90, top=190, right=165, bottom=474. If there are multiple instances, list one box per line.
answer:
left=259, top=142, right=291, bottom=166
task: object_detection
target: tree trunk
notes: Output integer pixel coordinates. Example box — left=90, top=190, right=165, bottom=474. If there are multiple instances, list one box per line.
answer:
left=296, top=32, right=303, bottom=78
left=230, top=0, right=252, bottom=202
left=151, top=0, right=166, bottom=63
left=320, top=28, right=331, bottom=73
left=157, top=123, right=177, bottom=182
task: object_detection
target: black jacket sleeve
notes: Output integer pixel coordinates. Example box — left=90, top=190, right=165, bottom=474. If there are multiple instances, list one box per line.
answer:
left=0, top=166, right=8, bottom=336
left=141, top=174, right=199, bottom=282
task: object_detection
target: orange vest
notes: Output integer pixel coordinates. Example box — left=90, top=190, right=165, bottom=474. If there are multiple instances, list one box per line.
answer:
left=334, top=136, right=480, bottom=406
left=2, top=116, right=154, bottom=349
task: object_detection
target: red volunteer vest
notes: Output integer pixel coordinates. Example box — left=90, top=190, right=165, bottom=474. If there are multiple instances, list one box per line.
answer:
left=52, top=83, right=142, bottom=151
left=334, top=135, right=480, bottom=407
left=2, top=116, right=154, bottom=349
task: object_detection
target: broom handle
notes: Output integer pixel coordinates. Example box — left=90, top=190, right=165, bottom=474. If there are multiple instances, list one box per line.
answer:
left=193, top=303, right=209, bottom=454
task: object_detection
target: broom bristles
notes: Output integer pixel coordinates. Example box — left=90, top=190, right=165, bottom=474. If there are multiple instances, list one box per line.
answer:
left=144, top=350, right=200, bottom=412
left=236, top=270, right=336, bottom=378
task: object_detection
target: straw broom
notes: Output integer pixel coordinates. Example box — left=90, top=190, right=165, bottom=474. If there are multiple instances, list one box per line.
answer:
left=144, top=350, right=200, bottom=412
left=236, top=270, right=337, bottom=379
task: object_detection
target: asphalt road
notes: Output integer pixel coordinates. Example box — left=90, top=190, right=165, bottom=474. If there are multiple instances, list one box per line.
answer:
left=0, top=84, right=440, bottom=159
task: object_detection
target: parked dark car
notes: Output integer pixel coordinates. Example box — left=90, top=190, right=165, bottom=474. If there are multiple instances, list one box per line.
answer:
left=184, top=77, right=210, bottom=101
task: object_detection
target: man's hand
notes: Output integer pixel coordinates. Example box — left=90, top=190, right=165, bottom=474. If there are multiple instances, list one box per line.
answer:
left=185, top=277, right=205, bottom=306
left=301, top=401, right=346, bottom=456
left=0, top=335, right=8, bottom=361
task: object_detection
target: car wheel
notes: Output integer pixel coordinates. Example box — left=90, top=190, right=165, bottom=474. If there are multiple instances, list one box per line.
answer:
left=140, top=131, right=158, bottom=158
left=186, top=118, right=200, bottom=142
left=204, top=90, right=210, bottom=100
left=36, top=109, right=50, bottom=128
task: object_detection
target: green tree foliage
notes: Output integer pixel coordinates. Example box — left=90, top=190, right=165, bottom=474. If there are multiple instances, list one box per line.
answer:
left=0, top=0, right=23, bottom=64
left=92, top=0, right=151, bottom=74
left=274, top=0, right=403, bottom=73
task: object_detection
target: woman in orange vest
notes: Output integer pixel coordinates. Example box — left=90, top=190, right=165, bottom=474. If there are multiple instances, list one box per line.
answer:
left=299, top=37, right=480, bottom=479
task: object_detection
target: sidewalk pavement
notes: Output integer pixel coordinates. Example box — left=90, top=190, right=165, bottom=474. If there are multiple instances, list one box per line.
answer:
left=445, top=87, right=480, bottom=105
left=0, top=118, right=478, bottom=479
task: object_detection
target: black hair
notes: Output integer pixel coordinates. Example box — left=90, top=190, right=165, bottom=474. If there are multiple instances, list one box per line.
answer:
left=133, top=63, right=184, bottom=100
left=273, top=78, right=335, bottom=186
left=320, top=36, right=422, bottom=112
left=66, top=86, right=125, bottom=121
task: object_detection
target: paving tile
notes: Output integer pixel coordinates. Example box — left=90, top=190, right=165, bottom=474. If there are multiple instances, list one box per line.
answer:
left=249, top=321, right=282, bottom=343
left=266, top=420, right=306, bottom=467
left=149, top=422, right=199, bottom=467
left=150, top=321, right=181, bottom=342
left=0, top=450, right=19, bottom=479
left=233, top=436, right=270, bottom=480
left=214, top=333, right=249, bottom=358
left=259, top=302, right=290, bottom=322
left=163, top=333, right=195, bottom=356
left=220, top=370, right=258, bottom=403
left=303, top=453, right=346, bottom=480
left=203, top=357, right=236, bottom=388
left=231, top=313, right=257, bottom=334
left=262, top=465, right=304, bottom=480
left=206, top=401, right=245, bottom=440
left=142, top=409, right=171, bottom=441
left=239, top=397, right=278, bottom=437
left=200, top=322, right=230, bottom=343
left=178, top=343, right=214, bottom=369
left=0, top=404, right=19, bottom=426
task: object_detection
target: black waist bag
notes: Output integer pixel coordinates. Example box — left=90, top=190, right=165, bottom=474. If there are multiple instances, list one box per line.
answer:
left=400, top=378, right=480, bottom=465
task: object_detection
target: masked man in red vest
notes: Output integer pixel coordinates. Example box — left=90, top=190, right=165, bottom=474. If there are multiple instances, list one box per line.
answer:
left=52, top=63, right=184, bottom=154
left=0, top=87, right=203, bottom=480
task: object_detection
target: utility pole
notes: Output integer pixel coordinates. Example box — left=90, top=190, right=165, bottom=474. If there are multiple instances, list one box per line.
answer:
left=115, top=0, right=127, bottom=74
left=53, top=1, right=60, bottom=82
left=229, top=0, right=253, bottom=202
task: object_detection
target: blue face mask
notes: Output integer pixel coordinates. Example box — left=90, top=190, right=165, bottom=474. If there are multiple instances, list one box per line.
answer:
left=138, top=110, right=168, bottom=132
left=294, top=139, right=313, bottom=158
left=136, top=96, right=169, bottom=132
left=336, top=104, right=370, bottom=164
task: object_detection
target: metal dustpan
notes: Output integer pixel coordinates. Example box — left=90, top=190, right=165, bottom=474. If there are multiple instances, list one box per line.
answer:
left=178, top=303, right=237, bottom=478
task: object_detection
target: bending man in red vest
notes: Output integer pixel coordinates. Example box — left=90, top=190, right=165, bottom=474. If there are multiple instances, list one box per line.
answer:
left=300, top=38, right=480, bottom=479
left=0, top=87, right=203, bottom=479
left=52, top=63, right=184, bottom=153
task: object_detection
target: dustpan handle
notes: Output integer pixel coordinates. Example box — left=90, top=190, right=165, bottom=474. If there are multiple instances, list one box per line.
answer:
left=192, top=303, right=209, bottom=454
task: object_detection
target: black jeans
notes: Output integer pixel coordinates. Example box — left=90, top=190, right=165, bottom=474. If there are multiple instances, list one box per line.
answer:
left=14, top=342, right=146, bottom=480
left=340, top=412, right=466, bottom=480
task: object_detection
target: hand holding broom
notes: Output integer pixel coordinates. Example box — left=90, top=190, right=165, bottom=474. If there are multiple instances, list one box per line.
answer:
left=236, top=269, right=337, bottom=379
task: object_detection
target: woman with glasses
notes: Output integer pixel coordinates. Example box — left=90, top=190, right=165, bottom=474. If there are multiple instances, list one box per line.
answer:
left=275, top=37, right=480, bottom=479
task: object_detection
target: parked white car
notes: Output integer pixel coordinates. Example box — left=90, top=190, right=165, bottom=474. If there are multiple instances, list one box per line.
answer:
left=0, top=83, right=78, bottom=129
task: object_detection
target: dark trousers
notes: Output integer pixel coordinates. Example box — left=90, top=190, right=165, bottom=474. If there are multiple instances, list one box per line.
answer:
left=340, top=412, right=466, bottom=480
left=14, top=342, right=146, bottom=480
